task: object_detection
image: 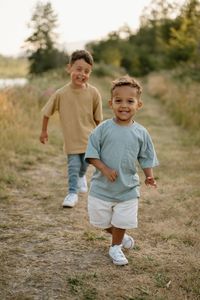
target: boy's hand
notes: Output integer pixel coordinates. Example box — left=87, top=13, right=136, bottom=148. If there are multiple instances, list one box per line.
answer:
left=145, top=176, right=157, bottom=188
left=39, top=131, right=48, bottom=144
left=102, top=166, right=118, bottom=182
left=88, top=158, right=118, bottom=182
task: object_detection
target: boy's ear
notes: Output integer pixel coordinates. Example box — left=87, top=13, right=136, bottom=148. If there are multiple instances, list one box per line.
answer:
left=138, top=100, right=143, bottom=109
left=108, top=99, right=113, bottom=108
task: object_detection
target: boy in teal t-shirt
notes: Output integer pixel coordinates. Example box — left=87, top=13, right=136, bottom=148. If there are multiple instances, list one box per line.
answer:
left=85, top=75, right=159, bottom=266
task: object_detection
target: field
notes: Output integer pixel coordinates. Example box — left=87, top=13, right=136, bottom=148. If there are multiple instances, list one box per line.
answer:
left=0, top=56, right=28, bottom=78
left=0, top=72, right=200, bottom=300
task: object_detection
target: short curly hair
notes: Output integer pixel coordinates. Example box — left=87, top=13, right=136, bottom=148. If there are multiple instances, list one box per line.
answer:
left=69, top=50, right=94, bottom=66
left=111, top=75, right=142, bottom=98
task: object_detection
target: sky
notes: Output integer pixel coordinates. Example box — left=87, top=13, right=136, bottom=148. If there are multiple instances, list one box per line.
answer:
left=0, top=0, right=183, bottom=57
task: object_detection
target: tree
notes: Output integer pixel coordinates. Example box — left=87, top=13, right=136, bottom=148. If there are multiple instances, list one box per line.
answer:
left=168, top=0, right=200, bottom=67
left=24, top=1, right=68, bottom=74
left=87, top=0, right=200, bottom=77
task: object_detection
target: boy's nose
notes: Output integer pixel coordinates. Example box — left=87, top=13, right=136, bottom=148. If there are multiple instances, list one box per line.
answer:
left=121, top=101, right=127, bottom=107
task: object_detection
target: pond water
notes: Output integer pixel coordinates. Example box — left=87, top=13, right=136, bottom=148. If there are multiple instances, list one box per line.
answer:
left=0, top=78, right=28, bottom=89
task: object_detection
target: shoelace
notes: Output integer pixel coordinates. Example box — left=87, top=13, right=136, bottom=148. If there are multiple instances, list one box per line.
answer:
left=113, top=246, right=126, bottom=259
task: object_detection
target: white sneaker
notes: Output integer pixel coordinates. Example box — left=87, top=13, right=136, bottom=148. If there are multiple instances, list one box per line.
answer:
left=63, top=193, right=78, bottom=207
left=122, top=234, right=135, bottom=249
left=78, top=175, right=88, bottom=193
left=109, top=245, right=128, bottom=265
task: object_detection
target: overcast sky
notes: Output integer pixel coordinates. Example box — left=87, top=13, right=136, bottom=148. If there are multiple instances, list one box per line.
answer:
left=0, top=0, right=184, bottom=56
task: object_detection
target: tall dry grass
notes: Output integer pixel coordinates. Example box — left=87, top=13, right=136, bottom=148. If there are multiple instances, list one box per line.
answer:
left=146, top=72, right=200, bottom=144
left=0, top=86, right=40, bottom=189
left=0, top=56, right=29, bottom=78
left=0, top=69, right=82, bottom=193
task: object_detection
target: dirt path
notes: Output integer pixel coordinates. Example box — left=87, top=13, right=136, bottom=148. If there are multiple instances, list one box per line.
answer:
left=0, top=93, right=200, bottom=300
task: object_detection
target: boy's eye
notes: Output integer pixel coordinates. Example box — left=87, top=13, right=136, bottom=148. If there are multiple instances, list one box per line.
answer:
left=128, top=99, right=135, bottom=103
left=84, top=69, right=90, bottom=74
left=115, top=99, right=122, bottom=103
left=76, top=67, right=90, bottom=75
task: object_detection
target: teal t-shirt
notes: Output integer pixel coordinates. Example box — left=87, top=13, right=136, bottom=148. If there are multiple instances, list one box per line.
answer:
left=85, top=119, right=159, bottom=202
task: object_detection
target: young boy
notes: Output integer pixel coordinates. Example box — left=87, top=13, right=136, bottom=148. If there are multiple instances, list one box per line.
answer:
left=85, top=75, right=159, bottom=265
left=39, top=50, right=103, bottom=208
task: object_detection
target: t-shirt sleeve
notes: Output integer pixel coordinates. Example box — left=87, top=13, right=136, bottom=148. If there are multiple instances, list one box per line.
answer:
left=93, top=89, right=103, bottom=122
left=138, top=130, right=159, bottom=169
left=85, top=125, right=102, bottom=163
left=41, top=92, right=60, bottom=117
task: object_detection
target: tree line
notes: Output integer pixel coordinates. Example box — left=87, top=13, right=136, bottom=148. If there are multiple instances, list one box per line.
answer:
left=25, top=0, right=200, bottom=79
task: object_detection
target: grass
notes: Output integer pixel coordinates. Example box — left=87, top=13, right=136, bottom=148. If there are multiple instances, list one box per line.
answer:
left=146, top=71, right=200, bottom=145
left=0, top=70, right=200, bottom=299
left=0, top=55, right=29, bottom=78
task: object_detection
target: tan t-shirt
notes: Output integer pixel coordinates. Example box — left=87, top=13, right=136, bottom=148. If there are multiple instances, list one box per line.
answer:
left=41, top=82, right=103, bottom=154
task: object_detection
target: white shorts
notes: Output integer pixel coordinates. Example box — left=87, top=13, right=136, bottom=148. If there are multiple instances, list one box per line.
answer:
left=88, top=195, right=138, bottom=229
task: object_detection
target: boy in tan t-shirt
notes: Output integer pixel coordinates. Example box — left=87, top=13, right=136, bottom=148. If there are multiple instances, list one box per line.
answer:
left=39, top=50, right=103, bottom=208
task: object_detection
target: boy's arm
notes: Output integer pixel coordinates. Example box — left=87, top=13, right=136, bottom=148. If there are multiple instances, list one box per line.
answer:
left=93, top=89, right=103, bottom=126
left=142, top=167, right=157, bottom=187
left=88, top=158, right=118, bottom=182
left=39, top=116, right=49, bottom=144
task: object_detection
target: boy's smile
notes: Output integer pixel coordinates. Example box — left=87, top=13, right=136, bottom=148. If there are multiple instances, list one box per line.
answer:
left=109, top=85, right=142, bottom=126
left=67, top=59, right=92, bottom=88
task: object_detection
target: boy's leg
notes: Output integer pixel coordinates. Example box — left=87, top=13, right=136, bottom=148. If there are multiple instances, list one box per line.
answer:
left=105, top=227, right=125, bottom=245
left=106, top=226, right=128, bottom=265
left=108, top=227, right=128, bottom=266
left=88, top=196, right=128, bottom=265
left=67, top=154, right=82, bottom=193
left=112, top=227, right=126, bottom=245
left=105, top=227, right=134, bottom=249
left=79, top=153, right=88, bottom=177
left=63, top=154, right=82, bottom=207
left=78, top=153, right=89, bottom=192
left=108, top=199, right=138, bottom=264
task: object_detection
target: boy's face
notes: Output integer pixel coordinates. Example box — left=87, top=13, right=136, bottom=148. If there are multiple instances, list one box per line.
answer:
left=109, top=85, right=142, bottom=126
left=67, top=59, right=92, bottom=88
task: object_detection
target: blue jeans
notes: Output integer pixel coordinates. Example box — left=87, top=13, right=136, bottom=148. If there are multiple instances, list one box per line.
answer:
left=67, top=153, right=88, bottom=194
